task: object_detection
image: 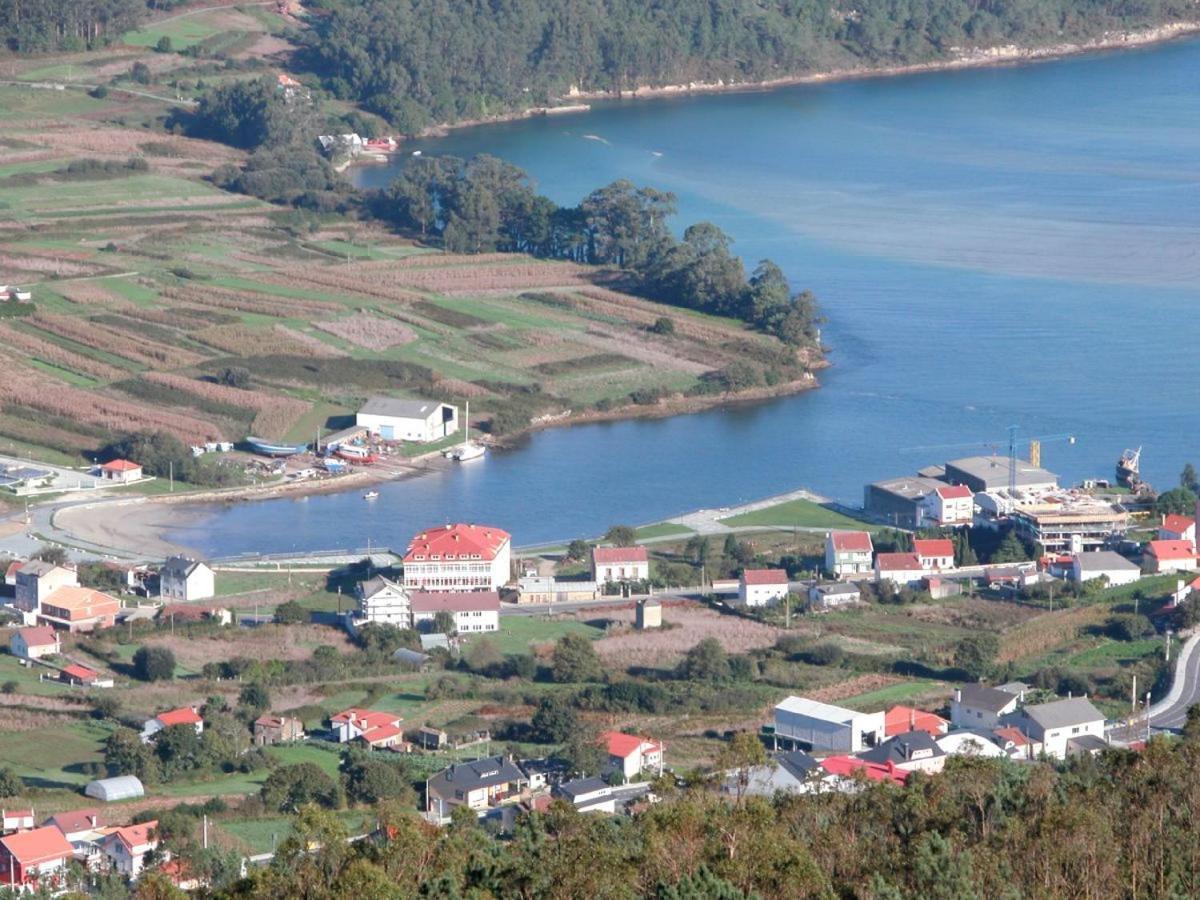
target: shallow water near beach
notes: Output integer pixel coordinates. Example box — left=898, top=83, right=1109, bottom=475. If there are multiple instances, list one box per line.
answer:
left=174, top=39, right=1200, bottom=555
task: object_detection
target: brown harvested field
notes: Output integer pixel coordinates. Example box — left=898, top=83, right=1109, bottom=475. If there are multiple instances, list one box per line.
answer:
left=54, top=280, right=131, bottom=306
left=193, top=322, right=330, bottom=357
left=37, top=126, right=240, bottom=164
left=998, top=604, right=1110, bottom=663
left=593, top=600, right=780, bottom=668
left=273, top=325, right=348, bottom=357
left=142, top=372, right=310, bottom=438
left=30, top=314, right=204, bottom=368
left=0, top=708, right=83, bottom=732
left=808, top=674, right=904, bottom=704
left=0, top=323, right=126, bottom=380
left=145, top=624, right=355, bottom=670
left=313, top=312, right=416, bottom=350
left=165, top=283, right=341, bottom=318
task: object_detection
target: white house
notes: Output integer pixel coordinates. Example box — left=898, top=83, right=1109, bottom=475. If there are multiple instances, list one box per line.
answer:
left=913, top=538, right=955, bottom=572
left=356, top=396, right=458, bottom=443
left=591, top=546, right=650, bottom=584
left=807, top=582, right=861, bottom=611
left=141, top=707, right=203, bottom=743
left=859, top=730, right=947, bottom=774
left=158, top=556, right=215, bottom=603
left=9, top=625, right=60, bottom=660
left=773, top=696, right=885, bottom=753
left=13, top=561, right=77, bottom=614
left=101, top=821, right=159, bottom=879
left=410, top=591, right=500, bottom=633
left=1008, top=697, right=1105, bottom=760
left=555, top=777, right=615, bottom=813
left=824, top=531, right=874, bottom=578
left=874, top=552, right=925, bottom=586
left=97, top=459, right=142, bottom=483
left=950, top=684, right=1022, bottom=730
left=738, top=569, right=789, bottom=607
left=601, top=731, right=664, bottom=779
left=1159, top=513, right=1196, bottom=548
left=330, top=708, right=403, bottom=744
left=403, top=523, right=511, bottom=592
left=1145, top=540, right=1197, bottom=574
left=918, top=484, right=975, bottom=528
left=1071, top=551, right=1141, bottom=586
left=356, top=576, right=411, bottom=626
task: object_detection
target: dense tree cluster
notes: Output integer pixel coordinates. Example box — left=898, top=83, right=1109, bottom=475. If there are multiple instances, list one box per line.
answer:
left=382, top=160, right=820, bottom=344
left=298, top=0, right=1200, bottom=131
left=0, top=0, right=143, bottom=52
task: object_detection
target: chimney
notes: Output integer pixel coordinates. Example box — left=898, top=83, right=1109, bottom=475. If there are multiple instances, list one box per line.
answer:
left=954, top=688, right=961, bottom=703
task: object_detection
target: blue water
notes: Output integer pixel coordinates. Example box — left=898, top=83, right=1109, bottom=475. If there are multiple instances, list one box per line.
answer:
left=172, top=40, right=1200, bottom=556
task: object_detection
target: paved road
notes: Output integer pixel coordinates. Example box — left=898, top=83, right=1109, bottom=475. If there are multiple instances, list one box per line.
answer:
left=1148, top=632, right=1200, bottom=730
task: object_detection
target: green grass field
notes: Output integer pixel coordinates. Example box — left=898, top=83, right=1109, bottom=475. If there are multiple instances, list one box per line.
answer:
left=720, top=498, right=876, bottom=531
left=461, top=616, right=605, bottom=656
left=841, top=680, right=945, bottom=712
left=219, top=810, right=372, bottom=854
left=0, top=718, right=114, bottom=788
left=635, top=522, right=696, bottom=540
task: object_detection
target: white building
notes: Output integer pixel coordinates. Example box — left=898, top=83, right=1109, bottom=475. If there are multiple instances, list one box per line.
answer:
left=403, top=523, right=511, bottom=592
left=141, top=707, right=203, bottom=743
left=591, top=546, right=650, bottom=583
left=101, top=821, right=159, bottom=879
left=824, top=531, right=874, bottom=578
left=1145, top=540, right=1197, bottom=574
left=913, top=538, right=954, bottom=571
left=1159, top=514, right=1196, bottom=548
left=935, top=731, right=1005, bottom=759
left=950, top=684, right=1022, bottom=730
left=9, top=625, right=60, bottom=660
left=738, top=568, right=789, bottom=607
left=807, top=582, right=861, bottom=611
left=356, top=396, right=458, bottom=443
left=773, top=696, right=885, bottom=753
left=356, top=576, right=411, bottom=626
left=410, top=591, right=500, bottom=633
left=13, top=561, right=77, bottom=614
left=858, top=730, right=947, bottom=774
left=1071, top=551, right=1141, bottom=586
left=602, top=731, right=664, bottom=779
left=158, top=556, right=214, bottom=603
left=918, top=483, right=975, bottom=527
left=874, top=552, right=925, bottom=586
left=1009, top=697, right=1105, bottom=760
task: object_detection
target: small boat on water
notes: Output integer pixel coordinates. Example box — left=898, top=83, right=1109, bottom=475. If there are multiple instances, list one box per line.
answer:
left=363, top=490, right=379, bottom=500
left=246, top=436, right=309, bottom=457
left=447, top=402, right=486, bottom=463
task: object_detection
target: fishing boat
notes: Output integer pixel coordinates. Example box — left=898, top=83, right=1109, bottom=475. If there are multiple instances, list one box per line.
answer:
left=1116, top=447, right=1142, bottom=488
left=336, top=445, right=379, bottom=465
left=363, top=490, right=379, bottom=500
left=246, top=436, right=309, bottom=457
left=448, top=402, right=486, bottom=462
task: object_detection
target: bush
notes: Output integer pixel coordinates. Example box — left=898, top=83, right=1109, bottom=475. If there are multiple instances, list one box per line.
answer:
left=133, top=645, right=176, bottom=681
left=0, top=681, right=16, bottom=695
left=649, top=316, right=675, bottom=335
left=799, top=643, right=845, bottom=667
left=130, top=62, right=152, bottom=85
left=156, top=35, right=173, bottom=53
left=89, top=85, right=109, bottom=99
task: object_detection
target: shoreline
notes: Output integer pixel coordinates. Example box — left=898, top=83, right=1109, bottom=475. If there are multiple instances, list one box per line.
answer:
left=345, top=22, right=1200, bottom=153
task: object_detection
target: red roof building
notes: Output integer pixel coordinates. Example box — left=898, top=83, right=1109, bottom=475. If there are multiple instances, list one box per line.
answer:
left=101, top=821, right=159, bottom=878
left=42, top=809, right=104, bottom=842
left=9, top=625, right=59, bottom=660
left=592, top=545, right=651, bottom=584
left=156, top=707, right=202, bottom=727
left=403, top=524, right=510, bottom=563
left=913, top=539, right=954, bottom=562
left=0, top=825, right=74, bottom=889
left=591, top=546, right=649, bottom=564
left=600, top=730, right=665, bottom=778
left=830, top=531, right=873, bottom=552
left=884, top=705, right=949, bottom=737
left=936, top=484, right=973, bottom=499
left=98, top=459, right=142, bottom=484
left=819, top=755, right=908, bottom=786
left=875, top=553, right=925, bottom=586
left=1146, top=540, right=1197, bottom=573
left=1159, top=514, right=1196, bottom=546
left=409, top=591, right=501, bottom=614
left=37, top=586, right=120, bottom=633
left=331, top=708, right=403, bottom=743
left=740, top=568, right=789, bottom=585
left=59, top=664, right=101, bottom=686
left=402, top=524, right=512, bottom=592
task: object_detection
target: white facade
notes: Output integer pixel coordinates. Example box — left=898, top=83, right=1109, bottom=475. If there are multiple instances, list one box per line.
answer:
left=918, top=487, right=975, bottom=528
left=913, top=542, right=954, bottom=571
left=158, top=557, right=214, bottom=603
left=824, top=532, right=874, bottom=578
left=738, top=571, right=789, bottom=607
left=13, top=563, right=77, bottom=614
left=410, top=601, right=499, bottom=634
left=1013, top=698, right=1106, bottom=760
left=356, top=397, right=458, bottom=443
left=773, top=696, right=885, bottom=753
left=357, top=577, right=411, bottom=626
left=950, top=686, right=1021, bottom=730
left=1071, top=552, right=1141, bottom=587
left=591, top=549, right=650, bottom=584
left=403, top=545, right=510, bottom=592
left=9, top=627, right=59, bottom=660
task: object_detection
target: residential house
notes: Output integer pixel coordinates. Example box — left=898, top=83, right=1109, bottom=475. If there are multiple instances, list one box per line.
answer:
left=635, top=597, right=662, bottom=629
left=413, top=726, right=448, bottom=751
left=936, top=731, right=1006, bottom=759
left=158, top=557, right=215, bottom=603
left=1007, top=696, right=1105, bottom=760
left=819, top=755, right=909, bottom=787
left=824, top=531, right=874, bottom=578
left=59, top=664, right=102, bottom=687
left=2, top=809, right=34, bottom=831
left=950, top=684, right=1022, bottom=730
left=918, top=484, right=975, bottom=528
left=515, top=576, right=598, bottom=605
left=554, top=777, right=615, bottom=813
left=356, top=576, right=410, bottom=627
left=9, top=625, right=60, bottom=660
left=98, top=459, right=142, bottom=483
left=252, top=715, right=304, bottom=746
left=0, top=826, right=74, bottom=891
left=601, top=731, right=664, bottom=780
left=1071, top=551, right=1141, bottom=586
left=13, top=562, right=77, bottom=614
left=773, top=696, right=885, bottom=753
left=38, top=586, right=120, bottom=632
left=883, top=705, right=949, bottom=738
left=141, top=707, right=203, bottom=743
left=735, top=750, right=829, bottom=798
left=874, top=553, right=925, bottom=587
left=1159, top=514, right=1196, bottom=548
left=356, top=397, right=458, bottom=443
left=591, top=546, right=650, bottom=584
left=424, top=756, right=528, bottom=820
left=1171, top=575, right=1200, bottom=606
left=859, top=730, right=947, bottom=774
left=330, top=708, right=402, bottom=744
left=101, top=821, right=159, bottom=878
left=402, top=524, right=511, bottom=592
left=737, top=569, right=789, bottom=607
left=356, top=724, right=408, bottom=751
left=807, top=582, right=861, bottom=611
left=913, top=539, right=955, bottom=571
left=1145, top=540, right=1197, bottom=574
left=41, top=809, right=106, bottom=869
left=410, top=591, right=500, bottom=633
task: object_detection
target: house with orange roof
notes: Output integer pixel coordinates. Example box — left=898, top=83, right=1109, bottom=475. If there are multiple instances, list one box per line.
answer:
left=37, top=586, right=119, bottom=632
left=1159, top=513, right=1196, bottom=548
left=8, top=626, right=59, bottom=660
left=97, top=459, right=142, bottom=484
left=1, top=809, right=34, bottom=832
left=141, top=707, right=203, bottom=743
left=912, top=539, right=955, bottom=572
left=1145, top=539, right=1197, bottom=574
left=918, top=483, right=975, bottom=528
left=101, top=820, right=159, bottom=878
left=42, top=809, right=106, bottom=868
left=13, top=561, right=77, bottom=615
left=824, top=531, right=874, bottom=578
left=0, top=825, right=74, bottom=890
left=600, top=731, right=664, bottom=779
left=883, top=706, right=949, bottom=738
left=874, top=552, right=925, bottom=587
left=819, top=755, right=908, bottom=787
left=738, top=568, right=789, bottom=607
left=330, top=708, right=403, bottom=744
left=355, top=723, right=408, bottom=751
left=59, top=664, right=104, bottom=687
left=402, top=523, right=511, bottom=592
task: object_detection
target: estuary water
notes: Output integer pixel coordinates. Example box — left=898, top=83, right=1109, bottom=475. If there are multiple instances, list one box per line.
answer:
left=171, top=40, right=1200, bottom=556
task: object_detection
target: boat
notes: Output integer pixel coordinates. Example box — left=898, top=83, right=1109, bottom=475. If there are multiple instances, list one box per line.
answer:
left=245, top=436, right=309, bottom=457
left=363, top=490, right=379, bottom=500
left=336, top=445, right=379, bottom=465
left=1116, top=447, right=1141, bottom=488
left=449, top=401, right=487, bottom=463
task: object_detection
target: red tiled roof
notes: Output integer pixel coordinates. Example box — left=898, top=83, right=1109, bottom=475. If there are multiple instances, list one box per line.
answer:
left=156, top=707, right=202, bottom=727
left=331, top=708, right=400, bottom=731
left=830, top=531, right=873, bottom=552
left=359, top=724, right=404, bottom=744
left=913, top=539, right=954, bottom=559
left=43, top=809, right=103, bottom=836
left=409, top=590, right=500, bottom=613
left=1161, top=514, right=1195, bottom=534
left=1148, top=540, right=1195, bottom=560
left=601, top=730, right=659, bottom=758
left=40, top=586, right=119, bottom=619
left=936, top=484, right=973, bottom=499
left=61, top=664, right=99, bottom=682
left=14, top=626, right=57, bottom=648
left=5, top=561, right=23, bottom=580
left=820, top=756, right=908, bottom=786
left=100, top=459, right=141, bottom=472
left=876, top=552, right=923, bottom=571
left=2, top=810, right=33, bottom=820
left=741, top=568, right=789, bottom=585
left=592, top=546, right=649, bottom=564
left=0, top=826, right=73, bottom=864
left=993, top=726, right=1031, bottom=746
left=884, top=706, right=948, bottom=737
left=403, top=524, right=510, bottom=563
left=108, top=821, right=157, bottom=852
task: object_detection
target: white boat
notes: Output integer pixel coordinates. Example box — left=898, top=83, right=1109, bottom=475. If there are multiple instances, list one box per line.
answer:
left=450, top=401, right=487, bottom=463
left=363, top=490, right=379, bottom=500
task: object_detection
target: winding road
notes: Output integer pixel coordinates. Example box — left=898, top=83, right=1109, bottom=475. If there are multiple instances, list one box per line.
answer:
left=1147, top=632, right=1200, bottom=730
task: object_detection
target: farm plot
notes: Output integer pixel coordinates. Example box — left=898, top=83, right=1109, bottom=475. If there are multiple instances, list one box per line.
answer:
left=312, top=312, right=416, bottom=350
left=594, top=600, right=780, bottom=669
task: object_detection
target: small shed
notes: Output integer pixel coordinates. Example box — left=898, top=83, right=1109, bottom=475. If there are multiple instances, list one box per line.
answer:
left=635, top=597, right=662, bottom=630
left=84, top=775, right=144, bottom=802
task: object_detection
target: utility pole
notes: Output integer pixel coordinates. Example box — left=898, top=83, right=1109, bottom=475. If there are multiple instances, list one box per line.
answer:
left=169, top=460, right=174, bottom=493
left=1166, top=629, right=1172, bottom=663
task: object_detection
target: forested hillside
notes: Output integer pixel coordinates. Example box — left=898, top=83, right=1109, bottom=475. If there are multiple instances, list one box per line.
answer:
left=0, top=0, right=144, bottom=51
left=300, top=0, right=1200, bottom=131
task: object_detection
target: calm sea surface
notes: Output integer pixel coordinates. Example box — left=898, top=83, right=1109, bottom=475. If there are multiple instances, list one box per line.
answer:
left=172, top=40, right=1200, bottom=556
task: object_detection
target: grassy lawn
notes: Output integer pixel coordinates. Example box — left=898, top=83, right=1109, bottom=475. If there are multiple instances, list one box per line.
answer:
left=0, top=718, right=114, bottom=788
left=635, top=522, right=696, bottom=540
left=1064, top=638, right=1164, bottom=668
left=461, top=616, right=605, bottom=656
left=219, top=810, right=373, bottom=854
left=215, top=571, right=321, bottom=598
left=720, top=498, right=876, bottom=531
left=840, top=680, right=945, bottom=712
left=267, top=743, right=342, bottom=778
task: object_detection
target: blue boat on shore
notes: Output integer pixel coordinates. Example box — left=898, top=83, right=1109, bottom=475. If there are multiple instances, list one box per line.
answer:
left=245, top=436, right=309, bottom=457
